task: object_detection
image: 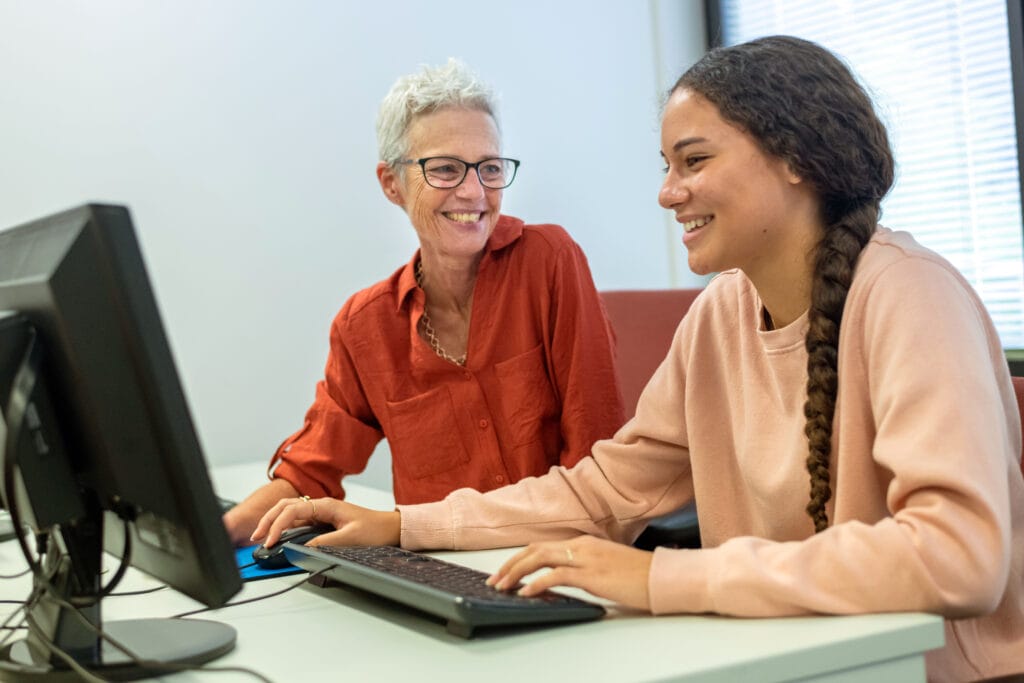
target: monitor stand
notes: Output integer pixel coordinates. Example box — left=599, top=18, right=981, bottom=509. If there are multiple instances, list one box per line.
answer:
left=0, top=317, right=235, bottom=680
left=0, top=518, right=237, bottom=681
left=0, top=620, right=236, bottom=682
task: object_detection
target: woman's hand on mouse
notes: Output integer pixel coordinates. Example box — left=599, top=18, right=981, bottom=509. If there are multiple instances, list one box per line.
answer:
left=251, top=496, right=401, bottom=549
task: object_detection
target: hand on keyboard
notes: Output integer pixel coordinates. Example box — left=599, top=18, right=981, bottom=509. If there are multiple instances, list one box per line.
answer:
left=488, top=535, right=654, bottom=611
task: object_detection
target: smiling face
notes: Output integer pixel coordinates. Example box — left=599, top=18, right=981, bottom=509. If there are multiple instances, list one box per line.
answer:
left=658, top=88, right=816, bottom=284
left=378, top=107, right=503, bottom=265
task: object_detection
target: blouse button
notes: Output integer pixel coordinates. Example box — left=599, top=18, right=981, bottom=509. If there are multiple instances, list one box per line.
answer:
left=478, top=419, right=489, bottom=429
left=495, top=474, right=505, bottom=484
left=463, top=371, right=472, bottom=380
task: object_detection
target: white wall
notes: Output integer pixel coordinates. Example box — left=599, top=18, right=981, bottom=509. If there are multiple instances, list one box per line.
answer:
left=0, top=1, right=706, bottom=483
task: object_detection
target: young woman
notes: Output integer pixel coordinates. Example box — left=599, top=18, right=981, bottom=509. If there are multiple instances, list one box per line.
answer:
left=254, top=37, right=1024, bottom=681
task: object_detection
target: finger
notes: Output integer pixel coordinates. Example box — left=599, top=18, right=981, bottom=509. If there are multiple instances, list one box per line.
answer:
left=252, top=498, right=304, bottom=546
left=492, top=542, right=568, bottom=591
left=249, top=499, right=285, bottom=544
left=518, top=567, right=578, bottom=597
left=487, top=547, right=532, bottom=586
left=487, top=545, right=546, bottom=588
left=298, top=496, right=321, bottom=524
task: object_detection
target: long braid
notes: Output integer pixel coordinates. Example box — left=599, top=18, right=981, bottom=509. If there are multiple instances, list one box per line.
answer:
left=676, top=36, right=893, bottom=532
left=803, top=206, right=876, bottom=531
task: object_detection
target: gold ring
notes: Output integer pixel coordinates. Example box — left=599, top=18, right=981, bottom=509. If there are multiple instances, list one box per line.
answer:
left=565, top=547, right=574, bottom=566
left=301, top=495, right=317, bottom=520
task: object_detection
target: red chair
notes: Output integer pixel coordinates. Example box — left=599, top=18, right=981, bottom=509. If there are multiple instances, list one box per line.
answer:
left=600, top=289, right=702, bottom=549
left=1012, top=376, right=1024, bottom=473
left=981, top=375, right=1024, bottom=682
left=600, top=289, right=702, bottom=419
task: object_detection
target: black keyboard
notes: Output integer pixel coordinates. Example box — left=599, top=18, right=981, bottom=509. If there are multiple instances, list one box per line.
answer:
left=283, top=544, right=606, bottom=638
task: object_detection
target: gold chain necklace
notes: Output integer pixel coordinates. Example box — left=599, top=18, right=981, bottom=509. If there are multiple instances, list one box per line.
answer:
left=414, top=260, right=467, bottom=366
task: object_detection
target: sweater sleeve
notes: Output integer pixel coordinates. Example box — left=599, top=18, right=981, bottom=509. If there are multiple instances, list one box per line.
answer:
left=648, top=256, right=1016, bottom=618
left=400, top=311, right=698, bottom=550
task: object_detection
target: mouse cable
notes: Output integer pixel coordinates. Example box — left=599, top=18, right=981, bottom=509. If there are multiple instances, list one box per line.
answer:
left=170, top=566, right=331, bottom=619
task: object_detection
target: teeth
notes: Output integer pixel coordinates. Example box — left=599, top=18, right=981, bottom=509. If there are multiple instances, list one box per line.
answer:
left=682, top=216, right=712, bottom=233
left=446, top=212, right=482, bottom=223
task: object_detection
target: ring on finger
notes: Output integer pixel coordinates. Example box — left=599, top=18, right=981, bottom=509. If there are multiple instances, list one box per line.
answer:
left=301, top=495, right=317, bottom=520
left=565, top=547, right=574, bottom=566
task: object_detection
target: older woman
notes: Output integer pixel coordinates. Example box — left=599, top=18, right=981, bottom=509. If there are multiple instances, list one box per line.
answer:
left=224, top=59, right=624, bottom=545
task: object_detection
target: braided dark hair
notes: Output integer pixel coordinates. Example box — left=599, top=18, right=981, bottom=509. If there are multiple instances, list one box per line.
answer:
left=675, top=36, right=894, bottom=532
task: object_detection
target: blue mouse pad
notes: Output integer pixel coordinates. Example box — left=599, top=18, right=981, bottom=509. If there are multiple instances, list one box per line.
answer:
left=236, top=544, right=305, bottom=582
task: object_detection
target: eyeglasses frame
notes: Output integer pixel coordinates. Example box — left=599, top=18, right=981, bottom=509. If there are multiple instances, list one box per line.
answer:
left=396, top=156, right=521, bottom=190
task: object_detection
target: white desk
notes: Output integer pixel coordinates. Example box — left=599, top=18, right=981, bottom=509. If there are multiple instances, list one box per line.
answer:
left=0, top=462, right=945, bottom=682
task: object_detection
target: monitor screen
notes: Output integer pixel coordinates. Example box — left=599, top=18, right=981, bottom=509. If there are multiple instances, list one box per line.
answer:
left=0, top=203, right=242, bottom=678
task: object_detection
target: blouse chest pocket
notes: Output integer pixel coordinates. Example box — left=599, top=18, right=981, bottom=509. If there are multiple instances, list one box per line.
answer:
left=495, top=343, right=560, bottom=446
left=384, top=385, right=470, bottom=479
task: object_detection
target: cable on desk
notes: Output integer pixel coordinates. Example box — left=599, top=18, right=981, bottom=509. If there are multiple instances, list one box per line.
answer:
left=108, top=585, right=169, bottom=597
left=0, top=567, right=31, bottom=580
left=0, top=560, right=57, bottom=652
left=0, top=568, right=278, bottom=683
left=0, top=474, right=277, bottom=681
left=16, top=580, right=277, bottom=683
left=0, top=599, right=28, bottom=633
left=171, top=566, right=331, bottom=619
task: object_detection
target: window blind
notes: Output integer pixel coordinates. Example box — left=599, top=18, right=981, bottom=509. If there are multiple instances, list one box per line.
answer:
left=717, top=0, right=1024, bottom=347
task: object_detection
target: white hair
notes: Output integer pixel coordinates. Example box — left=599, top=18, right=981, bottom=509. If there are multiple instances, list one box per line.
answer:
left=376, top=58, right=500, bottom=166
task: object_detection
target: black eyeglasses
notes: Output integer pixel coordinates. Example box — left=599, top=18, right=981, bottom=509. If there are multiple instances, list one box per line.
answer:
left=397, top=156, right=520, bottom=190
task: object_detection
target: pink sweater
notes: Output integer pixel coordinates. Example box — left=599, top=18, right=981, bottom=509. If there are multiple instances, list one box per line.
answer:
left=399, top=228, right=1024, bottom=681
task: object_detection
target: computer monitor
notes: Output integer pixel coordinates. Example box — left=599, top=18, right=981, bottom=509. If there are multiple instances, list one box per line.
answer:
left=0, top=204, right=242, bottom=679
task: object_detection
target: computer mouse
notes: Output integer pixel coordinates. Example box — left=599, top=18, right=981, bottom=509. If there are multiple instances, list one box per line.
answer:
left=252, top=523, right=335, bottom=570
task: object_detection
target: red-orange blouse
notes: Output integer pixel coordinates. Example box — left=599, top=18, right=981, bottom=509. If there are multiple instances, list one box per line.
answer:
left=269, top=215, right=625, bottom=505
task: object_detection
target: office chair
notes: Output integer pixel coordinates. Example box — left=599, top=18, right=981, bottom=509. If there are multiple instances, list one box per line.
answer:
left=600, top=289, right=702, bottom=419
left=600, top=289, right=703, bottom=550
left=1012, top=376, right=1024, bottom=476
left=977, top=376, right=1024, bottom=682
